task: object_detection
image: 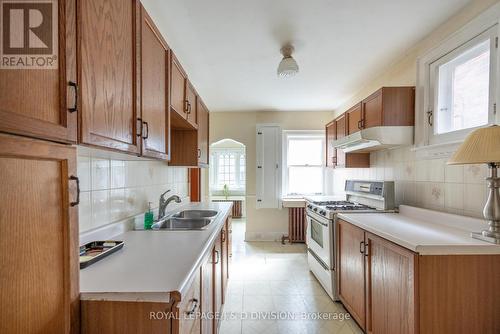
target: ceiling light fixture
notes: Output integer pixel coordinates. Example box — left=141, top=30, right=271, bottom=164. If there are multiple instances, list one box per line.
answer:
left=277, top=45, right=299, bottom=78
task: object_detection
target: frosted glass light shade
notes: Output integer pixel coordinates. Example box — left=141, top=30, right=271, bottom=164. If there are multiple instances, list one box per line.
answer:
left=277, top=56, right=299, bottom=77
left=447, top=125, right=500, bottom=165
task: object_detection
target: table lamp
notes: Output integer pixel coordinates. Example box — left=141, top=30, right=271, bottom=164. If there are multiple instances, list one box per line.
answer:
left=448, top=125, right=500, bottom=244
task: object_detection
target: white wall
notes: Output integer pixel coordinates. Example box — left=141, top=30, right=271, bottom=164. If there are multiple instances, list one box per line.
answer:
left=77, top=149, right=189, bottom=233
left=207, top=111, right=333, bottom=241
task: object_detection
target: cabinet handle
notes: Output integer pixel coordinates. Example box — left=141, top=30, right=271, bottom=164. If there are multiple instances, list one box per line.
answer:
left=359, top=241, right=365, bottom=254
left=357, top=120, right=362, bottom=129
left=186, top=298, right=199, bottom=315
left=68, top=81, right=78, bottom=113
left=188, top=102, right=192, bottom=115
left=197, top=148, right=201, bottom=158
left=222, top=230, right=226, bottom=242
left=214, top=250, right=220, bottom=264
left=427, top=109, right=433, bottom=126
left=136, top=118, right=143, bottom=137
left=69, top=175, right=80, bottom=207
left=142, top=121, right=149, bottom=139
left=364, top=242, right=369, bottom=257
left=184, top=100, right=190, bottom=114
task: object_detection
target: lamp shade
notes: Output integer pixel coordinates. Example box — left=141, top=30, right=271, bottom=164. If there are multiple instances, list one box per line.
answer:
left=447, top=125, right=500, bottom=165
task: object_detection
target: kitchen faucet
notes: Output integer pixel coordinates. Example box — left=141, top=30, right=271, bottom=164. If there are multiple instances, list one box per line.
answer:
left=158, top=190, right=182, bottom=221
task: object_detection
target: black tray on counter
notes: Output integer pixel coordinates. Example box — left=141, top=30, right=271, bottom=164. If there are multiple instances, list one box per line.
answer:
left=79, top=241, right=124, bottom=269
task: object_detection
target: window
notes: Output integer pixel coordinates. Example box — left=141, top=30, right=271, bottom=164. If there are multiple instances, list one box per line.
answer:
left=210, top=148, right=245, bottom=195
left=283, top=131, right=325, bottom=196
left=422, top=22, right=498, bottom=146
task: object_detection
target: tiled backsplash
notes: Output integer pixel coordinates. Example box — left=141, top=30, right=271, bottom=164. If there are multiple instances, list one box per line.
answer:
left=78, top=152, right=189, bottom=233
left=332, top=146, right=488, bottom=218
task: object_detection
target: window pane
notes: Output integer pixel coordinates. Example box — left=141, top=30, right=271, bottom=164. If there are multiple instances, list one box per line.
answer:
left=288, top=139, right=322, bottom=165
left=288, top=167, right=322, bottom=195
left=436, top=39, right=490, bottom=134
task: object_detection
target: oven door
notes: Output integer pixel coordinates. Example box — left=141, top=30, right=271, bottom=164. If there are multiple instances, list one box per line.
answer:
left=306, top=212, right=333, bottom=269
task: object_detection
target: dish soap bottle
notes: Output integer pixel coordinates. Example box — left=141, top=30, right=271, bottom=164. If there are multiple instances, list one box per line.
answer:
left=144, top=202, right=154, bottom=230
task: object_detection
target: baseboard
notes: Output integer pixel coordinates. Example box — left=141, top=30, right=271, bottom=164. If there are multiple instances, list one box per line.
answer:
left=245, top=231, right=286, bottom=242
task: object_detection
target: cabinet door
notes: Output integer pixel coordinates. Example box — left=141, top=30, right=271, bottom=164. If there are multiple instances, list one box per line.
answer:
left=201, top=253, right=214, bottom=334
left=337, top=219, right=366, bottom=330
left=335, top=114, right=347, bottom=168
left=362, top=89, right=383, bottom=129
left=178, top=271, right=201, bottom=334
left=140, top=7, right=169, bottom=160
left=186, top=82, right=198, bottom=128
left=170, top=53, right=188, bottom=119
left=365, top=233, right=417, bottom=334
left=0, top=0, right=77, bottom=143
left=79, top=0, right=140, bottom=154
left=213, top=235, right=223, bottom=333
left=0, top=133, right=79, bottom=334
left=221, top=222, right=228, bottom=305
left=197, top=99, right=209, bottom=165
left=325, top=121, right=336, bottom=167
left=346, top=103, right=362, bottom=135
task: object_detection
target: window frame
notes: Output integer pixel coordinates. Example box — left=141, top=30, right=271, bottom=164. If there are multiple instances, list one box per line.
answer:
left=282, top=130, right=326, bottom=197
left=428, top=26, right=497, bottom=144
left=209, top=147, right=246, bottom=196
left=415, top=4, right=500, bottom=157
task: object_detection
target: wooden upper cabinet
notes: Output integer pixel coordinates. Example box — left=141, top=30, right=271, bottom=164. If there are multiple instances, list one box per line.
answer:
left=0, top=133, right=79, bottom=334
left=170, top=53, right=188, bottom=120
left=78, top=0, right=140, bottom=154
left=335, top=114, right=347, bottom=167
left=197, top=99, right=209, bottom=165
left=365, top=232, right=417, bottom=334
left=361, top=87, right=415, bottom=130
left=140, top=6, right=170, bottom=160
left=346, top=103, right=363, bottom=135
left=0, top=0, right=77, bottom=143
left=186, top=81, right=198, bottom=128
left=326, top=121, right=336, bottom=167
left=337, top=219, right=366, bottom=331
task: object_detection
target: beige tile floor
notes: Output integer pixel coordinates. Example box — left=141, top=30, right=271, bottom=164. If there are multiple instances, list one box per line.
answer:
left=220, top=219, right=364, bottom=334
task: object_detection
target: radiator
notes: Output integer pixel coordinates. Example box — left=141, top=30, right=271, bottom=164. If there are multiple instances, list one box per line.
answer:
left=288, top=207, right=306, bottom=243
left=212, top=200, right=243, bottom=218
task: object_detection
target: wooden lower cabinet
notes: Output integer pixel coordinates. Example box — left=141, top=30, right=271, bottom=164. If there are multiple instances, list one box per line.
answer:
left=201, top=251, right=214, bottom=334
left=80, top=218, right=231, bottom=334
left=337, top=219, right=500, bottom=334
left=365, top=233, right=417, bottom=334
left=0, top=133, right=79, bottom=334
left=337, top=219, right=366, bottom=330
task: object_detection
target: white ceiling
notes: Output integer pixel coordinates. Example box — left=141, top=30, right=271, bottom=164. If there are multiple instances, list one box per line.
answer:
left=141, top=0, right=471, bottom=112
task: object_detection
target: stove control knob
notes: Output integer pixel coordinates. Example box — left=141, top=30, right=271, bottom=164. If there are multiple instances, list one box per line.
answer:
left=313, top=207, right=318, bottom=212
left=320, top=210, right=326, bottom=215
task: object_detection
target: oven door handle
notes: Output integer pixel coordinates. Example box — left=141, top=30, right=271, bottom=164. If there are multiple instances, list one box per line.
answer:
left=307, top=214, right=329, bottom=227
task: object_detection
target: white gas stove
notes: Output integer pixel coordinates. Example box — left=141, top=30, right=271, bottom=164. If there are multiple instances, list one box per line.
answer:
left=305, top=180, right=395, bottom=300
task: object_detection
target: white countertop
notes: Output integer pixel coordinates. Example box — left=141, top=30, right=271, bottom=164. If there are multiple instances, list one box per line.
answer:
left=79, top=201, right=232, bottom=302
left=338, top=205, right=500, bottom=255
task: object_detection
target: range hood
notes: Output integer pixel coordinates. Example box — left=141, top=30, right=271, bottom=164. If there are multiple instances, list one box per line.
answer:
left=332, top=126, right=414, bottom=153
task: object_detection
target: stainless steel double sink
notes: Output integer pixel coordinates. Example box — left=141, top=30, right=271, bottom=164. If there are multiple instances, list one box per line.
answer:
left=151, top=210, right=219, bottom=230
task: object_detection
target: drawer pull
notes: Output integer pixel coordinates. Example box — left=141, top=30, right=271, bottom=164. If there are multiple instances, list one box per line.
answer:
left=186, top=298, right=198, bottom=315
left=142, top=121, right=149, bottom=139
left=359, top=241, right=365, bottom=254
left=221, top=230, right=226, bottom=242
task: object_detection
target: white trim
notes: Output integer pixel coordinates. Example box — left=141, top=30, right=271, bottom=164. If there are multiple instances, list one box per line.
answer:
left=416, top=2, right=500, bottom=151
left=282, top=130, right=326, bottom=197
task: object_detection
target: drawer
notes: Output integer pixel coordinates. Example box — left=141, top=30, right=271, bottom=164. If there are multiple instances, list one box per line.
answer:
left=178, top=270, right=201, bottom=334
